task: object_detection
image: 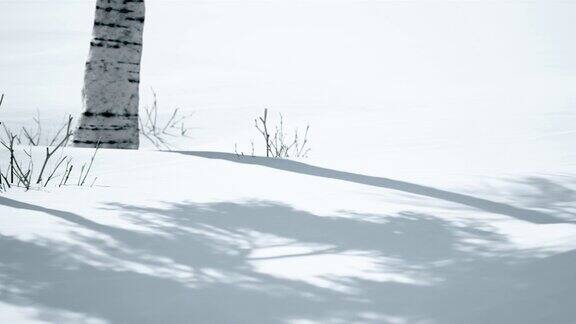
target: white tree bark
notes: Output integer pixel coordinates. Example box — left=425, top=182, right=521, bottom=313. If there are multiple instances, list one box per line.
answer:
left=73, top=0, right=145, bottom=149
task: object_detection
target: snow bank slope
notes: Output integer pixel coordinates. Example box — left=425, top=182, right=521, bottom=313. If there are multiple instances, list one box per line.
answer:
left=1, top=149, right=575, bottom=323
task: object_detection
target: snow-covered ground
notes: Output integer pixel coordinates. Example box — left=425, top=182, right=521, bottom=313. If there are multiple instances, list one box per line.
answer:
left=0, top=148, right=575, bottom=323
left=1, top=0, right=576, bottom=323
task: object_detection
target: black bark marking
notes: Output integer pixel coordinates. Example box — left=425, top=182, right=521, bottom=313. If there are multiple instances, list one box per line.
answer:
left=96, top=6, right=133, bottom=14
left=117, top=61, right=140, bottom=65
left=94, top=37, right=142, bottom=46
left=73, top=139, right=135, bottom=145
left=94, top=22, right=129, bottom=29
left=83, top=111, right=138, bottom=118
left=126, top=17, right=145, bottom=23
left=90, top=41, right=120, bottom=49
left=78, top=125, right=132, bottom=131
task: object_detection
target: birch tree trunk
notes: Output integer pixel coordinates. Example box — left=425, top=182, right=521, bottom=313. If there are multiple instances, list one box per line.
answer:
left=73, top=0, right=145, bottom=149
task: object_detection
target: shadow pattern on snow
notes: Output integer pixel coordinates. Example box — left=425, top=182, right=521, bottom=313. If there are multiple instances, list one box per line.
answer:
left=176, top=151, right=574, bottom=225
left=1, top=196, right=575, bottom=323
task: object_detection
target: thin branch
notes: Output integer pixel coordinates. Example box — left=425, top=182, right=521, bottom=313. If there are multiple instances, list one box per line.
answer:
left=36, top=116, right=73, bottom=184
left=44, top=156, right=67, bottom=187
left=80, top=140, right=100, bottom=186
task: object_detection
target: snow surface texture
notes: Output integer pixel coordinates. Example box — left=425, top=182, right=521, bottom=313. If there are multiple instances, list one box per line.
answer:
left=0, top=149, right=575, bottom=323
left=1, top=0, right=576, bottom=323
left=73, top=0, right=145, bottom=149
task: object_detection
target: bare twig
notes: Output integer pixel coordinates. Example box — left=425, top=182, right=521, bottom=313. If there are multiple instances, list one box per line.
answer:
left=49, top=118, right=72, bottom=146
left=254, top=108, right=271, bottom=157
left=59, top=160, right=73, bottom=187
left=79, top=140, right=100, bottom=186
left=21, top=126, right=38, bottom=146
left=0, top=132, right=17, bottom=183
left=43, top=156, right=67, bottom=187
left=77, top=164, right=85, bottom=186
left=36, top=116, right=73, bottom=184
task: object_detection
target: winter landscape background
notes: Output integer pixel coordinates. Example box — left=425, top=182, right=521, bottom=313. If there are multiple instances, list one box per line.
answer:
left=1, top=0, right=575, bottom=323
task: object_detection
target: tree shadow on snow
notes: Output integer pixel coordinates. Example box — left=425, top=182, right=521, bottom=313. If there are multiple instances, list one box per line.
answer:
left=176, top=151, right=575, bottom=225
left=509, top=176, right=576, bottom=219
left=0, top=195, right=575, bottom=323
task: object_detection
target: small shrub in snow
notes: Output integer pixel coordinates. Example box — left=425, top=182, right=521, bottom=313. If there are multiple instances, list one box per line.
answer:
left=237, top=108, right=311, bottom=158
left=0, top=94, right=99, bottom=191
left=139, top=89, right=194, bottom=150
left=0, top=105, right=72, bottom=149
